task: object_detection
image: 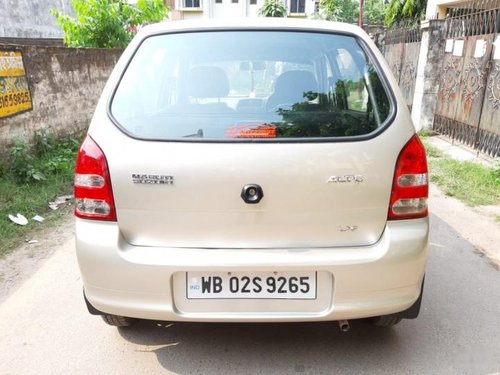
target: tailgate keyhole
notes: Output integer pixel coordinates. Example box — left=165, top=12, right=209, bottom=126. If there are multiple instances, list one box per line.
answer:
left=241, top=184, right=264, bottom=204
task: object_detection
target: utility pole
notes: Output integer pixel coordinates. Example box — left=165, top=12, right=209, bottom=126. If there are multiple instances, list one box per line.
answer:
left=358, top=0, right=364, bottom=28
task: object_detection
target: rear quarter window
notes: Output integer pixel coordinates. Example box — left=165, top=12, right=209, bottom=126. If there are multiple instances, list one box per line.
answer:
left=110, top=30, right=393, bottom=141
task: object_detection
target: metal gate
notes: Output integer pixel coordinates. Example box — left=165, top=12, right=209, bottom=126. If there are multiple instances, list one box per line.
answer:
left=383, top=27, right=422, bottom=111
left=433, top=0, right=500, bottom=157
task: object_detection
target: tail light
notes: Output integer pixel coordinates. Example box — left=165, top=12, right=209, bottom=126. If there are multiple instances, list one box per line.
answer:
left=74, top=135, right=117, bottom=221
left=388, top=135, right=428, bottom=220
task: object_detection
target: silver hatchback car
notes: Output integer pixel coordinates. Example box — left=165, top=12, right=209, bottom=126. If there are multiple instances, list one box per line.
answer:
left=75, top=18, right=428, bottom=329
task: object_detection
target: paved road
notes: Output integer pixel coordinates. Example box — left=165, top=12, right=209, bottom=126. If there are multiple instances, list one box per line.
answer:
left=0, top=214, right=499, bottom=375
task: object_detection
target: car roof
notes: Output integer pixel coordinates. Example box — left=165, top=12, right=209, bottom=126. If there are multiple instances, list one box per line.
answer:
left=137, top=18, right=369, bottom=41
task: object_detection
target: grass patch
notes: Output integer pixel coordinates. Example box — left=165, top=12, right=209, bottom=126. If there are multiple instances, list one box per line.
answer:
left=417, top=128, right=435, bottom=138
left=424, top=151, right=500, bottom=207
left=423, top=141, right=442, bottom=158
left=429, top=158, right=499, bottom=206
left=419, top=132, right=443, bottom=158
left=420, top=134, right=500, bottom=207
left=0, top=131, right=81, bottom=257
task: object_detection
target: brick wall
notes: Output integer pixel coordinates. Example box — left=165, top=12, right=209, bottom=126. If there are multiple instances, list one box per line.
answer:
left=0, top=41, right=123, bottom=158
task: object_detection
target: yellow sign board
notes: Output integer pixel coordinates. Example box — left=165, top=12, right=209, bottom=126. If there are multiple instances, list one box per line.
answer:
left=0, top=50, right=33, bottom=118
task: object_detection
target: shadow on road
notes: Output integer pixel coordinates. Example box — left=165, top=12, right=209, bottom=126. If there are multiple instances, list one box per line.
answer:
left=119, top=320, right=403, bottom=373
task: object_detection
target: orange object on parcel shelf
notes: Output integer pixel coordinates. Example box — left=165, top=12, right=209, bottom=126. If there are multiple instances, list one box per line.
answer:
left=226, top=124, right=277, bottom=138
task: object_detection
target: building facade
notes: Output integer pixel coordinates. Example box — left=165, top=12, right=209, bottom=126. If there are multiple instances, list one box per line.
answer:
left=170, top=0, right=317, bottom=20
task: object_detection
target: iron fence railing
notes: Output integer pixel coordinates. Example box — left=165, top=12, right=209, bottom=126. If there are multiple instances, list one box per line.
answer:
left=385, top=26, right=422, bottom=45
left=445, top=0, right=500, bottom=37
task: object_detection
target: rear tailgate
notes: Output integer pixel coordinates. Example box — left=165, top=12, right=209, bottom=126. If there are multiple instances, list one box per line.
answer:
left=104, top=137, right=399, bottom=249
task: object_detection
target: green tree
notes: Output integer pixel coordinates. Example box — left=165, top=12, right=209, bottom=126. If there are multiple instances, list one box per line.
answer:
left=364, top=0, right=386, bottom=25
left=319, top=0, right=359, bottom=24
left=52, top=0, right=169, bottom=48
left=385, top=0, right=427, bottom=27
left=258, top=0, right=288, bottom=17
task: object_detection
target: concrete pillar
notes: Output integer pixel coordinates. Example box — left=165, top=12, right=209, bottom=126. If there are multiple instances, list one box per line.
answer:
left=411, top=19, right=446, bottom=131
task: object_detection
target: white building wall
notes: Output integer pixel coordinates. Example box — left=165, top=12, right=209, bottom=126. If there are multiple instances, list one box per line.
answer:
left=425, top=0, right=440, bottom=19
left=246, top=0, right=264, bottom=17
left=304, top=0, right=316, bottom=16
left=425, top=0, right=472, bottom=20
left=174, top=0, right=316, bottom=20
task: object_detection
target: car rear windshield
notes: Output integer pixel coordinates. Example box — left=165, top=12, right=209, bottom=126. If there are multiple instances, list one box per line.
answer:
left=110, top=30, right=393, bottom=141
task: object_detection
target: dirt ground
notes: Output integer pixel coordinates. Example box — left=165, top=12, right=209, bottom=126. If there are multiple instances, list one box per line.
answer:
left=0, top=211, right=75, bottom=303
left=429, top=185, right=500, bottom=268
left=0, top=185, right=498, bottom=304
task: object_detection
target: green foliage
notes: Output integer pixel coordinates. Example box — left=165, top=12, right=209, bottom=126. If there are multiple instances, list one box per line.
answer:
left=320, top=0, right=386, bottom=25
left=319, top=0, right=359, bottom=24
left=385, top=0, right=427, bottom=27
left=41, top=139, right=80, bottom=176
left=8, top=139, right=44, bottom=183
left=135, top=0, right=169, bottom=24
left=52, top=0, right=169, bottom=48
left=0, top=160, right=5, bottom=178
left=364, top=0, right=386, bottom=25
left=33, top=129, right=56, bottom=157
left=7, top=132, right=80, bottom=184
left=258, top=0, right=288, bottom=17
left=1, top=132, right=81, bottom=256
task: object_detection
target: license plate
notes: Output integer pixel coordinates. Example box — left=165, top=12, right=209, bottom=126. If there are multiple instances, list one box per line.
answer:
left=186, top=271, right=317, bottom=299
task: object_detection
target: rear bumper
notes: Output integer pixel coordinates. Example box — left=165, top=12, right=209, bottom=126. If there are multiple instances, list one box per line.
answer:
left=76, top=218, right=428, bottom=322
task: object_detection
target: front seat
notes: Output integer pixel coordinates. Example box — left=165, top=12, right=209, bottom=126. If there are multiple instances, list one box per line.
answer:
left=266, top=70, right=318, bottom=111
left=186, top=66, right=233, bottom=113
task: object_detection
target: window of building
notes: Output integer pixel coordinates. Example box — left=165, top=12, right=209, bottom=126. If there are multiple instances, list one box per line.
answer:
left=289, top=0, right=305, bottom=13
left=183, top=0, right=201, bottom=7
left=249, top=0, right=257, bottom=4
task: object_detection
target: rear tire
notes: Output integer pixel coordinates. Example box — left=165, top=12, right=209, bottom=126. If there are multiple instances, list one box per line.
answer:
left=369, top=315, right=403, bottom=327
left=101, top=314, right=136, bottom=327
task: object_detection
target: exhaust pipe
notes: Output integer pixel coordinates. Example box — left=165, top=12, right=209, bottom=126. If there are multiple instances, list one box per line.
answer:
left=338, top=320, right=350, bottom=332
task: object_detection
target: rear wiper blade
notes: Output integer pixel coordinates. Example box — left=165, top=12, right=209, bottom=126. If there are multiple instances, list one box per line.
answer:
left=183, top=129, right=204, bottom=138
